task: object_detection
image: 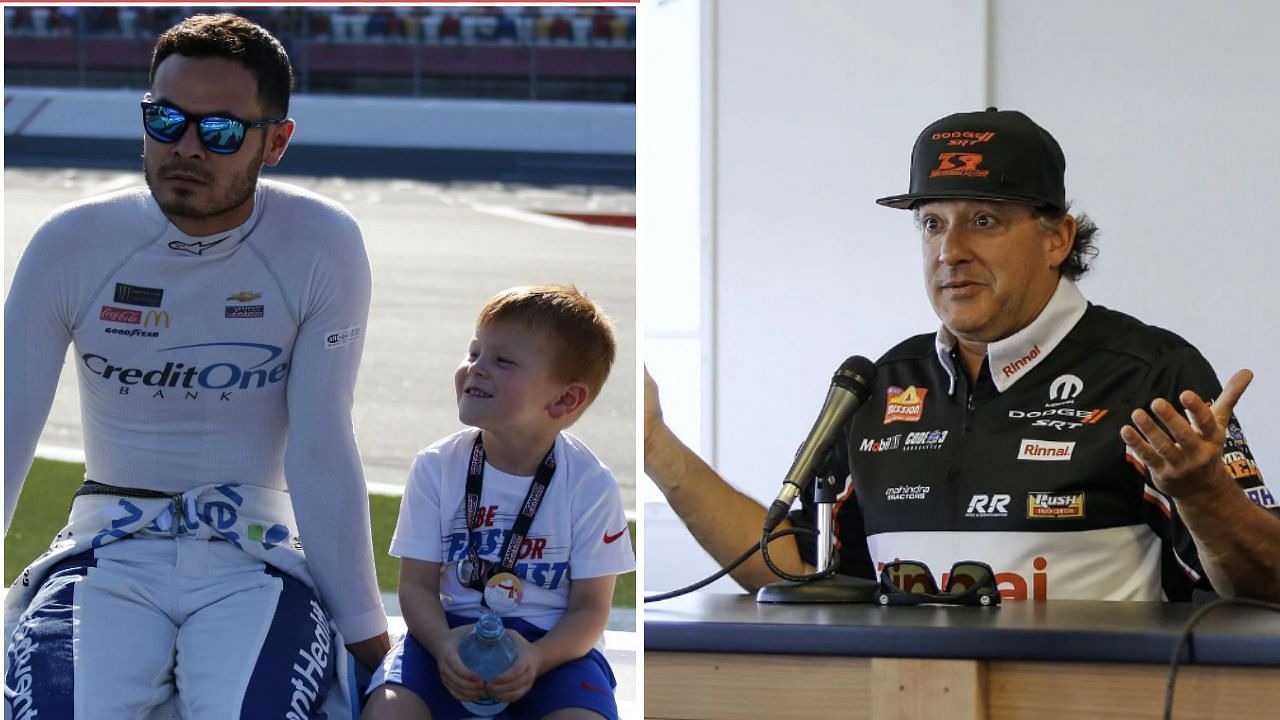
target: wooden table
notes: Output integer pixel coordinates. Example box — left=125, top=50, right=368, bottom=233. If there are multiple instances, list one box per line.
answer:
left=644, top=593, right=1280, bottom=720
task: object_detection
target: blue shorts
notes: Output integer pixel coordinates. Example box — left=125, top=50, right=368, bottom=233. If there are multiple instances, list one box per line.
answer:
left=369, top=612, right=617, bottom=720
left=5, top=537, right=336, bottom=719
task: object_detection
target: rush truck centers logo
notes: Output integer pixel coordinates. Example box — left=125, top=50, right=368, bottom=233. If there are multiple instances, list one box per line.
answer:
left=1027, top=492, right=1086, bottom=518
left=884, top=386, right=927, bottom=424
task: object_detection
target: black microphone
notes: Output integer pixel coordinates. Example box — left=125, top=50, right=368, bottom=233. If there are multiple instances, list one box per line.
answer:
left=761, top=355, right=876, bottom=535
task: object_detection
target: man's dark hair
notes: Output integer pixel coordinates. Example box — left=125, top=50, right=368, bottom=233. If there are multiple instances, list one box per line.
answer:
left=150, top=14, right=294, bottom=117
left=1034, top=203, right=1100, bottom=281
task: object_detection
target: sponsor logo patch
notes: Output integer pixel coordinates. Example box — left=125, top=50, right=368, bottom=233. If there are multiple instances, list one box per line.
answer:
left=1027, top=492, right=1085, bottom=518
left=114, top=283, right=164, bottom=307
left=325, top=325, right=363, bottom=349
left=884, top=386, right=926, bottom=424
left=1010, top=407, right=1108, bottom=431
left=143, top=310, right=170, bottom=328
left=169, top=236, right=228, bottom=256
left=965, top=493, right=1011, bottom=518
left=1049, top=374, right=1084, bottom=402
left=930, top=152, right=989, bottom=178
left=932, top=130, right=995, bottom=147
left=226, top=291, right=262, bottom=303
left=885, top=485, right=931, bottom=502
left=101, top=305, right=141, bottom=324
left=859, top=435, right=901, bottom=453
left=1001, top=344, right=1040, bottom=379
left=903, top=429, right=948, bottom=450
left=225, top=305, right=264, bottom=319
left=1245, top=486, right=1278, bottom=509
left=1017, top=439, right=1075, bottom=461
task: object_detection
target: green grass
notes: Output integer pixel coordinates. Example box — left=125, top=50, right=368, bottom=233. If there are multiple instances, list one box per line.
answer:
left=6, top=458, right=636, bottom=608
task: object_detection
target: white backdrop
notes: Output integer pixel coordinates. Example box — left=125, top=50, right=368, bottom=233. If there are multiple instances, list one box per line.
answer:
left=642, top=0, right=1280, bottom=593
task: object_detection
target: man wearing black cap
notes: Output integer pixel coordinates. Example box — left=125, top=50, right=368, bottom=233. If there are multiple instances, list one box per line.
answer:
left=644, top=108, right=1280, bottom=602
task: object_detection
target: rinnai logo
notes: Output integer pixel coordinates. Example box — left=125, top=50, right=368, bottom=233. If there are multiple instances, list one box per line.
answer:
left=101, top=305, right=142, bottom=324
left=1017, top=439, right=1075, bottom=461
left=877, top=556, right=1049, bottom=601
left=883, top=386, right=927, bottom=424
left=1027, top=492, right=1086, bottom=518
left=1001, top=344, right=1040, bottom=378
left=966, top=494, right=1011, bottom=518
left=1049, top=374, right=1084, bottom=402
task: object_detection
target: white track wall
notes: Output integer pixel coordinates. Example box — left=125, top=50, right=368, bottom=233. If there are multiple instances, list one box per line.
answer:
left=642, top=0, right=1280, bottom=593
left=3, top=87, right=635, bottom=154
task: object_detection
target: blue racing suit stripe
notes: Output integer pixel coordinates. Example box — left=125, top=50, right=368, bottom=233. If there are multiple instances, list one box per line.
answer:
left=239, top=566, right=334, bottom=719
left=5, top=551, right=98, bottom=720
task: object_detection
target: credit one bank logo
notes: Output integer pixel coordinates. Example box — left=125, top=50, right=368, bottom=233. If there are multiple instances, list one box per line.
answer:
left=81, top=342, right=290, bottom=393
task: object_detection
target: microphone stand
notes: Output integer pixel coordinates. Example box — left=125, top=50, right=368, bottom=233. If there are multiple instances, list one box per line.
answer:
left=756, top=472, right=878, bottom=603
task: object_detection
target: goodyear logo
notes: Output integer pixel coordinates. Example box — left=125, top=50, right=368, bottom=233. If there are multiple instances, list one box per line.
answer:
left=1027, top=492, right=1085, bottom=519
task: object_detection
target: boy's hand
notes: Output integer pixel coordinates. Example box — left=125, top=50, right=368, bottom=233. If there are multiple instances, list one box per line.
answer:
left=487, top=632, right=541, bottom=703
left=436, top=624, right=485, bottom=702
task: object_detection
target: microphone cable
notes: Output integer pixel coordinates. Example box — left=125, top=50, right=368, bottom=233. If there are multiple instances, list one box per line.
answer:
left=643, top=527, right=831, bottom=603
left=1162, top=596, right=1280, bottom=720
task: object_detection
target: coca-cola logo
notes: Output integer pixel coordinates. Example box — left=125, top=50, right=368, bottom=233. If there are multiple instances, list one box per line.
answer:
left=100, top=305, right=141, bottom=324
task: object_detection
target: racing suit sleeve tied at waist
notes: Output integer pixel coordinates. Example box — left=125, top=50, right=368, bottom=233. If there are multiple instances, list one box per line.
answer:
left=5, top=482, right=361, bottom=719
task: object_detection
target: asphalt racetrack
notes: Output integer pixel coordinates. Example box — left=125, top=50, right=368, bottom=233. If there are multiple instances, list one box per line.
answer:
left=3, top=166, right=637, bottom=511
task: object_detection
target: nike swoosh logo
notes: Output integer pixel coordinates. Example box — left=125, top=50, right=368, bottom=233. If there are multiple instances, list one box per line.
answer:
left=581, top=680, right=612, bottom=696
left=603, top=529, right=626, bottom=544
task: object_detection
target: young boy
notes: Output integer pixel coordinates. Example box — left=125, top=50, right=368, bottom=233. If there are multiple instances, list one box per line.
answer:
left=364, top=286, right=635, bottom=720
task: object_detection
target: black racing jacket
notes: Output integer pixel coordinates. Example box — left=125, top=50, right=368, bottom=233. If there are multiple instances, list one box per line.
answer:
left=794, top=282, right=1277, bottom=601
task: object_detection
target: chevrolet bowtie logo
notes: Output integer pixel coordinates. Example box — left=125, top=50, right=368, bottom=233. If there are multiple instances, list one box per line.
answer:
left=226, top=291, right=262, bottom=302
left=169, top=236, right=229, bottom=255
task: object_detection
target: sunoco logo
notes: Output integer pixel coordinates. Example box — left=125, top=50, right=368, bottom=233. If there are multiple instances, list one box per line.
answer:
left=81, top=342, right=289, bottom=395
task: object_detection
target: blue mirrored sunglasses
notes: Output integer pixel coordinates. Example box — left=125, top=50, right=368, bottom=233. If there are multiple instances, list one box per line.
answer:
left=141, top=100, right=285, bottom=155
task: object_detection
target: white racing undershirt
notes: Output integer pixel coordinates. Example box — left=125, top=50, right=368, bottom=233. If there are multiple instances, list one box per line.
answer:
left=3, top=179, right=387, bottom=641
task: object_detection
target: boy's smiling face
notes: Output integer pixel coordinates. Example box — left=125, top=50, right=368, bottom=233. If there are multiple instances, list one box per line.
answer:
left=455, top=320, right=575, bottom=434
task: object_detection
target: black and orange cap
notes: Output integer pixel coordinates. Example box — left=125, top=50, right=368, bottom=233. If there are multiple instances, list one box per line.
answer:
left=876, top=107, right=1067, bottom=212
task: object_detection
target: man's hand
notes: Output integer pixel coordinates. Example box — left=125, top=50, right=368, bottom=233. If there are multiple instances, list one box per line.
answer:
left=345, top=631, right=391, bottom=671
left=435, top=624, right=485, bottom=702
left=1120, top=369, right=1253, bottom=501
left=487, top=632, right=540, bottom=703
left=643, top=366, right=665, bottom=463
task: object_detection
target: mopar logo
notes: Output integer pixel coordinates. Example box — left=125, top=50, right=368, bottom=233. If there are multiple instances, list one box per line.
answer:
left=81, top=342, right=289, bottom=390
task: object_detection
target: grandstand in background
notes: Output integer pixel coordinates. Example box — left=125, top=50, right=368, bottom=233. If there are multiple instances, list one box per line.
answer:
left=4, top=5, right=635, bottom=102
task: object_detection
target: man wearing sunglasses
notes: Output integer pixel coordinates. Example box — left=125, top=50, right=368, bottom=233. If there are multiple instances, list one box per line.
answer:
left=4, top=14, right=388, bottom=718
left=645, top=108, right=1280, bottom=605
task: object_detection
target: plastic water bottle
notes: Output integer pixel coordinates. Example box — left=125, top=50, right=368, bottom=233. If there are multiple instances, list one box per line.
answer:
left=458, top=611, right=519, bottom=716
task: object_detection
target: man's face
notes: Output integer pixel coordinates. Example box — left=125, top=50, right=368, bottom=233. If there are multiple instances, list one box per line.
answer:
left=143, top=54, right=290, bottom=237
left=919, top=200, right=1072, bottom=344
